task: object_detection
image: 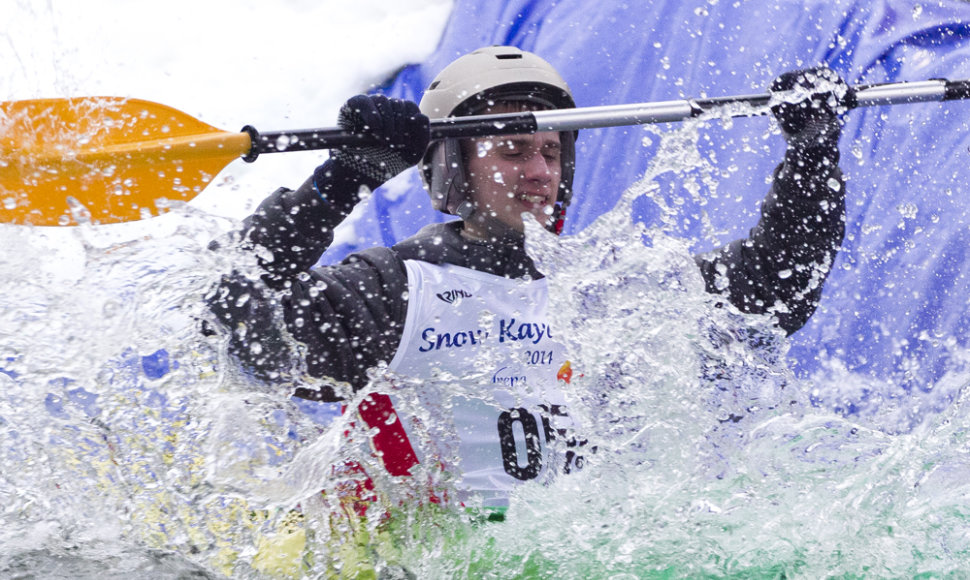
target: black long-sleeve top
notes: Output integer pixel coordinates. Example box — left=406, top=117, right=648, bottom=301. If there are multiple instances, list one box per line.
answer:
left=208, top=143, right=845, bottom=400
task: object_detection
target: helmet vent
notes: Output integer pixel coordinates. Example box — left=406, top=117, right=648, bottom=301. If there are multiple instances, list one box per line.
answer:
left=428, top=80, right=441, bottom=90
left=496, top=53, right=523, bottom=60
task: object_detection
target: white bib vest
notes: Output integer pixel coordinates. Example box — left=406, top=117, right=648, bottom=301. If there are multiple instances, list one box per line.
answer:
left=374, top=260, right=579, bottom=507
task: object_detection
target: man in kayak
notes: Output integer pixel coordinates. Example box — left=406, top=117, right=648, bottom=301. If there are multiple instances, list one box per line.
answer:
left=208, top=46, right=850, bottom=508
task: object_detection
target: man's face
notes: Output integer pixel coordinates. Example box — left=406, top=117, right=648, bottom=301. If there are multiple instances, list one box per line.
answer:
left=461, top=130, right=562, bottom=239
left=457, top=100, right=563, bottom=239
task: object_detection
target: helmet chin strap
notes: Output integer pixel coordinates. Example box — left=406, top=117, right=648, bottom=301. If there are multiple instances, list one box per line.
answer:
left=455, top=200, right=475, bottom=221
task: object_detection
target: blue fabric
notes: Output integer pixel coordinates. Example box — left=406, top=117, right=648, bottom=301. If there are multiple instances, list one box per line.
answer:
left=320, top=0, right=970, bottom=394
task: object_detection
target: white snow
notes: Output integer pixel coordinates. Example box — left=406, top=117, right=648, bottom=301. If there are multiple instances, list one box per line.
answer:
left=2, top=0, right=452, bottom=237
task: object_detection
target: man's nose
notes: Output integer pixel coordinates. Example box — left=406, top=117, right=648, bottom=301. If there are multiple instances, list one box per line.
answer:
left=521, top=153, right=553, bottom=182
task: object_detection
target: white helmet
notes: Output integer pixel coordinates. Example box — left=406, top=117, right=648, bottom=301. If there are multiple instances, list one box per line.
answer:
left=419, top=46, right=577, bottom=233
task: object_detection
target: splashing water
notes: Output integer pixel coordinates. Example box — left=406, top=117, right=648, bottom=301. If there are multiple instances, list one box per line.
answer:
left=3, top=113, right=970, bottom=580
left=390, top=115, right=970, bottom=577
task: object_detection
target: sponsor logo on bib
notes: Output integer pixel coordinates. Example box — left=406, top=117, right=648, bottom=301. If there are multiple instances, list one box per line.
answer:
left=435, top=288, right=473, bottom=304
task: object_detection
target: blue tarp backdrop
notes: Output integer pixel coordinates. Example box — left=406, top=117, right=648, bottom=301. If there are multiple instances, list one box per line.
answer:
left=322, top=0, right=970, bottom=399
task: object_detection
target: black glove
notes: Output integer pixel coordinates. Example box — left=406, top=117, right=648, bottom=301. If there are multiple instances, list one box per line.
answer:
left=770, top=67, right=854, bottom=150
left=329, top=94, right=430, bottom=184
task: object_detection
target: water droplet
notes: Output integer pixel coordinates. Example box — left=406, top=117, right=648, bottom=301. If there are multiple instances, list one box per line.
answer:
left=65, top=196, right=92, bottom=223
left=102, top=300, right=121, bottom=318
left=897, top=202, right=918, bottom=219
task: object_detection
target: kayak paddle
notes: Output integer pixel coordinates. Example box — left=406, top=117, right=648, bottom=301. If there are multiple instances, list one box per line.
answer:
left=2, top=78, right=968, bottom=226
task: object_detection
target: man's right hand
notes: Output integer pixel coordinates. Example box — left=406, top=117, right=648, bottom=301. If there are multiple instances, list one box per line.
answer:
left=330, top=94, right=431, bottom=183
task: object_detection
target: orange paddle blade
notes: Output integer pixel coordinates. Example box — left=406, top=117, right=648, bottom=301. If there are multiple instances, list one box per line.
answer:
left=0, top=97, right=251, bottom=226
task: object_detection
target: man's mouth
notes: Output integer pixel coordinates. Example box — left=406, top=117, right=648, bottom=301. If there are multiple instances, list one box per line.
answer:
left=518, top=193, right=547, bottom=205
